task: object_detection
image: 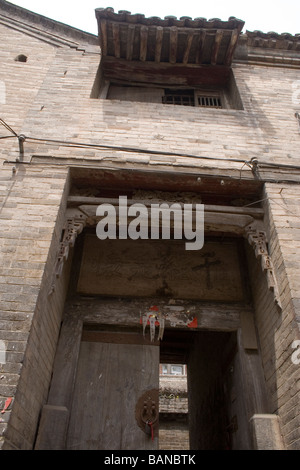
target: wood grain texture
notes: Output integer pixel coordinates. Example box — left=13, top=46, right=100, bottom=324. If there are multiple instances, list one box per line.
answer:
left=66, top=340, right=159, bottom=450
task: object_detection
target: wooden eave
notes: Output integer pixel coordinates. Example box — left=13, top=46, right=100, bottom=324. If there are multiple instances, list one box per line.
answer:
left=234, top=30, right=300, bottom=67
left=101, top=57, right=232, bottom=87
left=95, top=7, right=245, bottom=72
left=246, top=30, right=300, bottom=52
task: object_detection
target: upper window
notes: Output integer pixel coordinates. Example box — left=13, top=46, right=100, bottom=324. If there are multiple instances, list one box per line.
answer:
left=196, top=93, right=222, bottom=109
left=162, top=89, right=195, bottom=107
left=93, top=9, right=245, bottom=110
left=162, top=89, right=224, bottom=108
left=103, top=77, right=243, bottom=110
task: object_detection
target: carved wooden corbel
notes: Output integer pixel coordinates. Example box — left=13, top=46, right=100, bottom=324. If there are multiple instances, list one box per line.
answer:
left=245, top=221, right=281, bottom=310
left=295, top=112, right=300, bottom=132
left=49, top=209, right=87, bottom=295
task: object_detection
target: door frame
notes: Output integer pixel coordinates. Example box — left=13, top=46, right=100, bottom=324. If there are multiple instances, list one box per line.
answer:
left=34, top=295, right=268, bottom=450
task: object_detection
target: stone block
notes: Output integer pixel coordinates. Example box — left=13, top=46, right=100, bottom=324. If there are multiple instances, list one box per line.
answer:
left=34, top=405, right=69, bottom=450
left=250, top=414, right=284, bottom=450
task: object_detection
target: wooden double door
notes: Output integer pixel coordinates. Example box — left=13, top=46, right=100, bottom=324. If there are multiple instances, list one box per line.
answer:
left=35, top=304, right=269, bottom=450
left=66, top=330, right=159, bottom=450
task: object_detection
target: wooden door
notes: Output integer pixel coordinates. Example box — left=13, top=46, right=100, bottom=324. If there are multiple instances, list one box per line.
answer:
left=66, top=331, right=159, bottom=450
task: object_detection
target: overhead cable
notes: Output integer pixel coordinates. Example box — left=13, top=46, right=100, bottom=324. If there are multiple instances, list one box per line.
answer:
left=1, top=118, right=300, bottom=172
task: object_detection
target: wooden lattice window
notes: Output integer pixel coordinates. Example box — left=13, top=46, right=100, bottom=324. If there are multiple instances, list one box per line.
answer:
left=162, top=89, right=223, bottom=108
left=100, top=78, right=243, bottom=110
left=162, top=89, right=195, bottom=106
left=196, top=94, right=222, bottom=108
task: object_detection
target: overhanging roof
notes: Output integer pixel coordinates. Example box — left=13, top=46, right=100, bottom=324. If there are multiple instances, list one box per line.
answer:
left=246, top=30, right=300, bottom=51
left=95, top=7, right=245, bottom=66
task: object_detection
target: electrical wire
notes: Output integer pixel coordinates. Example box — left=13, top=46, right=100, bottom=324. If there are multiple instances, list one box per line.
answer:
left=23, top=135, right=252, bottom=165
left=1, top=118, right=300, bottom=172
left=1, top=120, right=300, bottom=217
left=0, top=135, right=16, bottom=140
left=243, top=196, right=300, bottom=217
left=0, top=118, right=18, bottom=137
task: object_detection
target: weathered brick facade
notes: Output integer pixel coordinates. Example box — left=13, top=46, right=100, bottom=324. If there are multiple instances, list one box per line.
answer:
left=0, top=1, right=299, bottom=450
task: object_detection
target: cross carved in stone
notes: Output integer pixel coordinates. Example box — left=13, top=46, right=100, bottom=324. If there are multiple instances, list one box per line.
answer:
left=192, top=252, right=221, bottom=289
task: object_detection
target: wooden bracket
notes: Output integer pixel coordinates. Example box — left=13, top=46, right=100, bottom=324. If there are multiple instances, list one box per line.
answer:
left=49, top=209, right=87, bottom=295
left=295, top=112, right=300, bottom=132
left=245, top=221, right=281, bottom=310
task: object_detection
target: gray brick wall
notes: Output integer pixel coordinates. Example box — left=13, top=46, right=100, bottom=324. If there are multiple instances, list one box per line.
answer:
left=159, top=420, right=189, bottom=451
left=245, top=184, right=300, bottom=450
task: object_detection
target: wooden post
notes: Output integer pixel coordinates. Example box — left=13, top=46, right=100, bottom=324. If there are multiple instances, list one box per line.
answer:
left=229, top=329, right=270, bottom=449
left=183, top=30, right=194, bottom=64
left=34, top=313, right=83, bottom=449
left=196, top=30, right=206, bottom=64
left=140, top=26, right=148, bottom=62
left=225, top=29, right=240, bottom=66
left=112, top=22, right=121, bottom=58
left=99, top=19, right=107, bottom=56
left=155, top=27, right=163, bottom=63
left=211, top=30, right=224, bottom=65
left=169, top=27, right=178, bottom=64
left=126, top=24, right=135, bottom=61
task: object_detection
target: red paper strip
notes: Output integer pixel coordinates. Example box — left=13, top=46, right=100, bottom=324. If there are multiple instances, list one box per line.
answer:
left=188, top=317, right=198, bottom=328
left=1, top=397, right=12, bottom=414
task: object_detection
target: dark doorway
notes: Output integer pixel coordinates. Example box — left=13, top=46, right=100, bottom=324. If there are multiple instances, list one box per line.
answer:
left=160, top=329, right=238, bottom=450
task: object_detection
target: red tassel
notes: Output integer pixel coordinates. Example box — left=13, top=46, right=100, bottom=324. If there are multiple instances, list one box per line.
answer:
left=1, top=397, right=12, bottom=414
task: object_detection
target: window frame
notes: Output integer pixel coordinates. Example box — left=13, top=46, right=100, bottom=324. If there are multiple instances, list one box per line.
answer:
left=98, top=76, right=242, bottom=110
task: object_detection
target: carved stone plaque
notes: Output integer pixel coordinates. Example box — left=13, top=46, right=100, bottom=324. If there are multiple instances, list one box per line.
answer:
left=77, top=235, right=244, bottom=301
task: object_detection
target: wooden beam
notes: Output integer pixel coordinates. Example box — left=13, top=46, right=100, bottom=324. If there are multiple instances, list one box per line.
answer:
left=67, top=195, right=264, bottom=219
left=140, top=25, right=148, bottom=61
left=169, top=26, right=178, bottom=64
left=211, top=29, right=224, bottom=65
left=126, top=24, right=135, bottom=60
left=102, top=56, right=231, bottom=87
left=183, top=30, right=194, bottom=64
left=99, top=19, right=107, bottom=56
left=196, top=30, right=206, bottom=64
left=155, top=26, right=163, bottom=62
left=112, top=22, right=120, bottom=58
left=79, top=203, right=254, bottom=234
left=82, top=330, right=160, bottom=346
left=225, top=29, right=240, bottom=66
left=65, top=297, right=246, bottom=332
